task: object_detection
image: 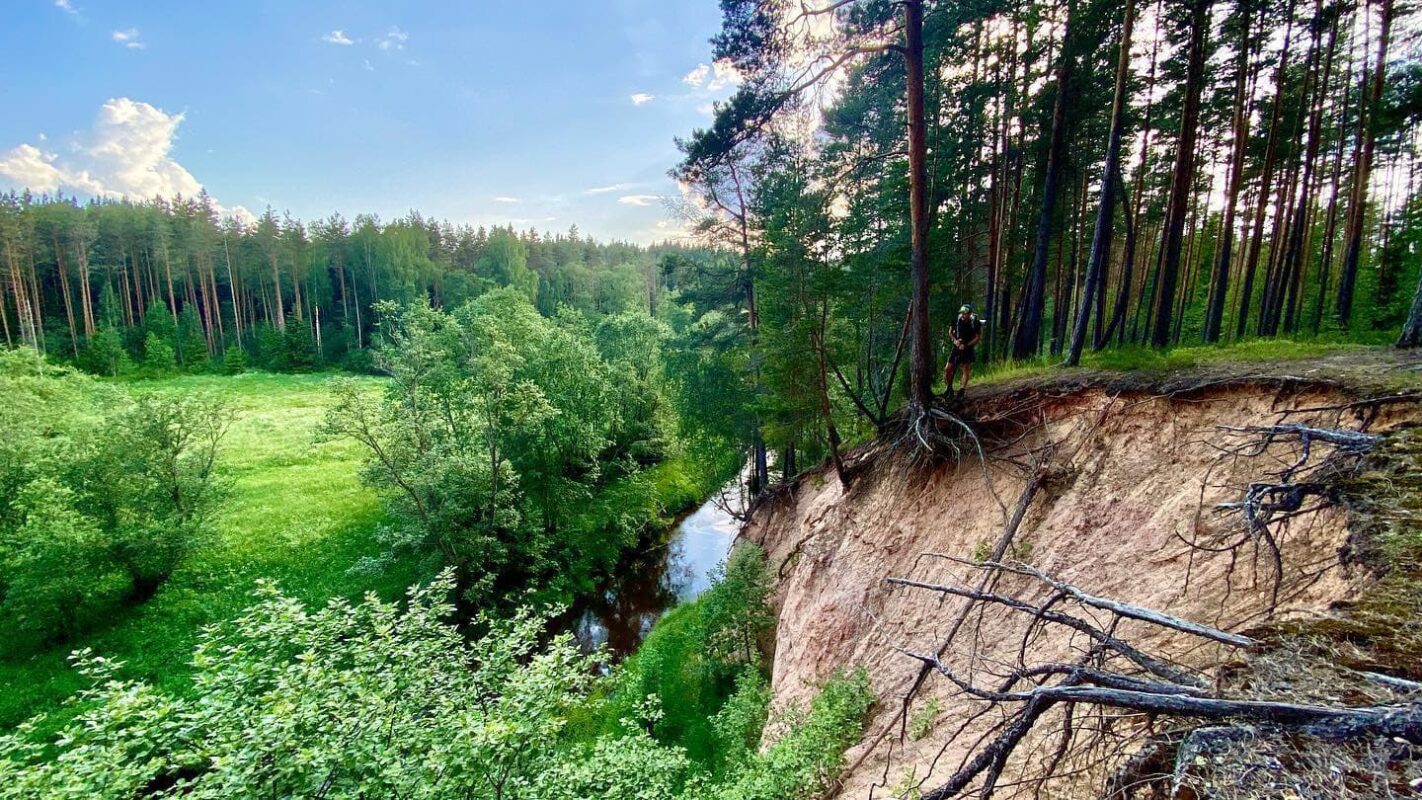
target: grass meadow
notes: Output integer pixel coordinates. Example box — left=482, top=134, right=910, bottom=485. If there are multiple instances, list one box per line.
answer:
left=0, top=373, right=425, bottom=727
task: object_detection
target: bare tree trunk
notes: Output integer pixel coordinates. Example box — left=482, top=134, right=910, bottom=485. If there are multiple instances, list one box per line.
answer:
left=904, top=0, right=934, bottom=406
left=1150, top=0, right=1209, bottom=348
left=1237, top=0, right=1297, bottom=337
left=1068, top=0, right=1134, bottom=366
left=54, top=234, right=79, bottom=356
left=1336, top=0, right=1394, bottom=328
left=1205, top=6, right=1255, bottom=342
left=1014, top=2, right=1074, bottom=361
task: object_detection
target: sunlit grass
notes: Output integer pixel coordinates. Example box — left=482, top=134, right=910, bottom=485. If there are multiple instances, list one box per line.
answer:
left=0, top=373, right=424, bottom=727
left=966, top=338, right=1377, bottom=389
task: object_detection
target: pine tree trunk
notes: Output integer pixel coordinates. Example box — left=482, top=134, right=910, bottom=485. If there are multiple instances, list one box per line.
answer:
left=1205, top=7, right=1255, bottom=342
left=1336, top=0, right=1394, bottom=328
left=1150, top=0, right=1209, bottom=348
left=1014, top=3, right=1074, bottom=361
left=904, top=0, right=934, bottom=405
left=1236, top=0, right=1297, bottom=337
left=1068, top=0, right=1134, bottom=366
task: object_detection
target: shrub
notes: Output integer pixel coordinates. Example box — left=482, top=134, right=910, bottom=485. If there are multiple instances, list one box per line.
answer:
left=220, top=344, right=248, bottom=374
left=78, top=327, right=130, bottom=377
left=142, top=332, right=177, bottom=376
left=0, top=571, right=872, bottom=800
left=0, top=364, right=229, bottom=652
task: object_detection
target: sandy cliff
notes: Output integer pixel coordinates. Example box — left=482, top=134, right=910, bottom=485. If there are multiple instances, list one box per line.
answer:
left=745, top=355, right=1422, bottom=798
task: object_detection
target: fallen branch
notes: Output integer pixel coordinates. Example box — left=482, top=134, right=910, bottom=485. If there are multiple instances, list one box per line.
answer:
left=886, top=561, right=1422, bottom=799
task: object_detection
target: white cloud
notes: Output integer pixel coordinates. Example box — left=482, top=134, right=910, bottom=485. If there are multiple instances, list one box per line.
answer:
left=0, top=97, right=251, bottom=223
left=584, top=182, right=635, bottom=195
left=379, top=26, right=408, bottom=51
left=492, top=196, right=521, bottom=204
left=111, top=28, right=144, bottom=49
left=617, top=194, right=661, bottom=207
left=683, top=59, right=742, bottom=92
left=363, top=59, right=375, bottom=71
left=321, top=29, right=355, bottom=45
left=708, top=60, right=742, bottom=90
left=696, top=102, right=715, bottom=116
left=630, top=93, right=654, bottom=106
left=0, top=144, right=66, bottom=194
left=682, top=64, right=709, bottom=87
left=53, top=0, right=79, bottom=16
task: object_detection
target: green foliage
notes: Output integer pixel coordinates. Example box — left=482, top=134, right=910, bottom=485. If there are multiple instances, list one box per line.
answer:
left=283, top=318, right=320, bottom=372
left=0, top=373, right=420, bottom=728
left=176, top=306, right=209, bottom=372
left=706, top=668, right=874, bottom=800
left=0, top=566, right=871, bottom=800
left=595, top=545, right=777, bottom=768
left=325, top=292, right=678, bottom=609
left=0, top=572, right=598, bottom=799
left=220, top=344, right=247, bottom=374
left=909, top=697, right=941, bottom=741
left=78, top=326, right=130, bottom=377
left=142, top=332, right=177, bottom=377
left=254, top=323, right=287, bottom=371
left=0, top=354, right=229, bottom=653
left=143, top=300, right=176, bottom=342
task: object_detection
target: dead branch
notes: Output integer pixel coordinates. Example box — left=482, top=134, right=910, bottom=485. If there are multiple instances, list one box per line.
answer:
left=887, top=561, right=1422, bottom=800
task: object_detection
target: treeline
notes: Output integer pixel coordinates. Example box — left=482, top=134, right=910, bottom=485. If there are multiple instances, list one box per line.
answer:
left=675, top=0, right=1422, bottom=482
left=0, top=192, right=689, bottom=374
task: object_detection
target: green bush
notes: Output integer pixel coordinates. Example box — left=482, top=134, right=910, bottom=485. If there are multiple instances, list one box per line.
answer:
left=142, top=332, right=177, bottom=376
left=78, top=327, right=130, bottom=377
left=283, top=318, right=319, bottom=372
left=0, top=356, right=229, bottom=652
left=254, top=323, right=287, bottom=371
left=177, top=306, right=210, bottom=372
left=220, top=344, right=248, bottom=374
left=595, top=545, right=777, bottom=768
left=324, top=292, right=670, bottom=610
left=0, top=570, right=872, bottom=800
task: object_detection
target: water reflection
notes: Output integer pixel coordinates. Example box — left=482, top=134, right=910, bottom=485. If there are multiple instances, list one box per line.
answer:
left=572, top=480, right=746, bottom=658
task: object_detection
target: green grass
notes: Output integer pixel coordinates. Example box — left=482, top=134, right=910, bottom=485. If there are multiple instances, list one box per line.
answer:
left=963, top=338, right=1377, bottom=390
left=0, top=372, right=425, bottom=728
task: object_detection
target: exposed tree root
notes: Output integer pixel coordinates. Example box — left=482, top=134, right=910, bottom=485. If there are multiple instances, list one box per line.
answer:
left=886, top=561, right=1422, bottom=799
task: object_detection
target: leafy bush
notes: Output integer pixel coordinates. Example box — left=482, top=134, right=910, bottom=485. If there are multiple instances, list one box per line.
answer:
left=78, top=326, right=130, bottom=377
left=324, top=291, right=673, bottom=609
left=0, top=570, right=872, bottom=800
left=595, top=545, right=777, bottom=768
left=220, top=343, right=248, bottom=374
left=283, top=317, right=319, bottom=371
left=0, top=353, right=229, bottom=651
left=142, top=332, right=177, bottom=376
left=176, top=306, right=210, bottom=372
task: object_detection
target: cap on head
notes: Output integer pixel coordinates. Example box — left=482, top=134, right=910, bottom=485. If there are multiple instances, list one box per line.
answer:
left=959, top=304, right=973, bottom=314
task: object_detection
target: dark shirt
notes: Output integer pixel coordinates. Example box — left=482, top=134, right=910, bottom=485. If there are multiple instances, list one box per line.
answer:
left=952, top=314, right=982, bottom=347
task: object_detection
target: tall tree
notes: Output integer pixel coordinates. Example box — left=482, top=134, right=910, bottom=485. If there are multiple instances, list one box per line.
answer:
left=1068, top=0, right=1135, bottom=366
left=1150, top=0, right=1211, bottom=348
left=1336, top=0, right=1396, bottom=327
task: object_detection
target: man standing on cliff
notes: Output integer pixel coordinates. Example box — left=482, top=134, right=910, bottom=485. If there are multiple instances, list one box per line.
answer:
left=945, top=304, right=982, bottom=401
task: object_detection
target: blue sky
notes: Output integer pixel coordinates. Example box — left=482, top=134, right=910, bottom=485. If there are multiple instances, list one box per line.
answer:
left=0, top=0, right=738, bottom=243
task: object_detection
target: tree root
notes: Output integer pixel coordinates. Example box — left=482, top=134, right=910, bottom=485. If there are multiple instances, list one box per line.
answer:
left=887, top=561, right=1422, bottom=800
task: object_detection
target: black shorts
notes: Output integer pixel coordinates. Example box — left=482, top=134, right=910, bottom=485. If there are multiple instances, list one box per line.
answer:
left=949, top=346, right=976, bottom=366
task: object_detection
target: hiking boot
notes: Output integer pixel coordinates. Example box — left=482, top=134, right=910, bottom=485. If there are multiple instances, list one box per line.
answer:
left=956, top=388, right=966, bottom=401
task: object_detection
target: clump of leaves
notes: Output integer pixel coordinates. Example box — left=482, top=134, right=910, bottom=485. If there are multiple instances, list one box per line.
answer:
left=909, top=696, right=941, bottom=741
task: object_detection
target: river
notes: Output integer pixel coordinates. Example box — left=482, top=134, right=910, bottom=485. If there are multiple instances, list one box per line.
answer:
left=571, top=481, right=746, bottom=658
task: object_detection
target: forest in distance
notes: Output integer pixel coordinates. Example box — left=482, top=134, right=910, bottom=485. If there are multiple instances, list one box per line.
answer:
left=3, top=0, right=1422, bottom=795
